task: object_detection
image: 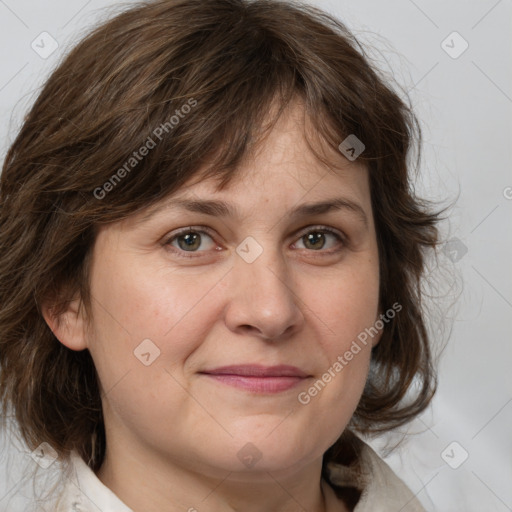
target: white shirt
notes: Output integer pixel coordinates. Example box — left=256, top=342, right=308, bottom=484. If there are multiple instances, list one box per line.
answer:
left=48, top=438, right=425, bottom=512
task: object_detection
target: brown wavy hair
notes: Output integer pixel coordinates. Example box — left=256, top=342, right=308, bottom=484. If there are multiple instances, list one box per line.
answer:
left=0, top=0, right=442, bottom=472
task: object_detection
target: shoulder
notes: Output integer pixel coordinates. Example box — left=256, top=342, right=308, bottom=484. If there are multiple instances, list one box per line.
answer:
left=50, top=444, right=424, bottom=512
left=48, top=451, right=134, bottom=512
left=324, top=434, right=426, bottom=512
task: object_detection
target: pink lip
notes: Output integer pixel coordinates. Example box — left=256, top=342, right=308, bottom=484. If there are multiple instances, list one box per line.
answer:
left=200, top=365, right=310, bottom=393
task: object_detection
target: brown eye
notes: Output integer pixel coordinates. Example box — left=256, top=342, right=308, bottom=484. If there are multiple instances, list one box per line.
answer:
left=166, top=229, right=216, bottom=254
left=177, top=232, right=202, bottom=251
left=302, top=232, right=327, bottom=250
left=295, top=228, right=344, bottom=252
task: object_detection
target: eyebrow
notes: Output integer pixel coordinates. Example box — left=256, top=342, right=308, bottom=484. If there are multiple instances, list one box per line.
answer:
left=139, top=197, right=368, bottom=227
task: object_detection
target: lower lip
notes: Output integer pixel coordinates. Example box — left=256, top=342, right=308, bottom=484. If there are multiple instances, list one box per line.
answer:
left=202, top=374, right=306, bottom=393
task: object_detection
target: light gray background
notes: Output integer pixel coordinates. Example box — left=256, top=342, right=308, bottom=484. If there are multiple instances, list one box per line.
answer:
left=0, top=1, right=511, bottom=511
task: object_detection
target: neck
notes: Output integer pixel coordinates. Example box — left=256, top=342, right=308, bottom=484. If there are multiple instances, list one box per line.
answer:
left=95, top=443, right=346, bottom=512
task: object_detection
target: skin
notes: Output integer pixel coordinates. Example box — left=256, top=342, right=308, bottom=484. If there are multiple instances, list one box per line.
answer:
left=44, top=100, right=382, bottom=512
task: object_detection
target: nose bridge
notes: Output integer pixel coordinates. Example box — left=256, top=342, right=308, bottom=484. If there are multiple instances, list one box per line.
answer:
left=226, top=237, right=303, bottom=339
left=240, top=245, right=288, bottom=299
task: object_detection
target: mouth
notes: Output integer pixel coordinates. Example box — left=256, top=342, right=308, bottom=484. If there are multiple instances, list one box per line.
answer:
left=199, top=365, right=311, bottom=393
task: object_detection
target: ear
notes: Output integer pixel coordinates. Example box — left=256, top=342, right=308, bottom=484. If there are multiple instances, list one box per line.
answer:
left=41, top=294, right=88, bottom=351
left=371, top=311, right=385, bottom=348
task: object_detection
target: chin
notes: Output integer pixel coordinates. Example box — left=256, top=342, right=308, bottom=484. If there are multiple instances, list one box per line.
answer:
left=203, top=433, right=322, bottom=477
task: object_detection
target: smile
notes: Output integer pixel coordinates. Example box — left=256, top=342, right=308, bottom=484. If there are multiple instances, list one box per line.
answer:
left=199, top=365, right=310, bottom=393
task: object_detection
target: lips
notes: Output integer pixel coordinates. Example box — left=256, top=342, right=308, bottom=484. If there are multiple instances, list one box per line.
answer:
left=199, top=365, right=310, bottom=393
left=201, top=364, right=309, bottom=378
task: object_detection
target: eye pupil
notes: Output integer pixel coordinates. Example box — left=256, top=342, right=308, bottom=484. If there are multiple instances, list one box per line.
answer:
left=178, top=233, right=201, bottom=251
left=304, top=232, right=325, bottom=250
left=171, top=229, right=337, bottom=255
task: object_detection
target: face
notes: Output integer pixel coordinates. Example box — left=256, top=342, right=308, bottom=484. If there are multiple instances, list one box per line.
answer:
left=50, top=101, right=381, bottom=479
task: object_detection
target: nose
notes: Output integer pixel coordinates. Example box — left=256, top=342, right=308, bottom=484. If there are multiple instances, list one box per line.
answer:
left=223, top=246, right=305, bottom=341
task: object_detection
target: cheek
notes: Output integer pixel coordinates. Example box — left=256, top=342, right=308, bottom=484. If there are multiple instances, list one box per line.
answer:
left=307, top=262, right=380, bottom=351
left=85, top=258, right=218, bottom=442
left=295, top=261, right=379, bottom=408
left=86, top=254, right=226, bottom=389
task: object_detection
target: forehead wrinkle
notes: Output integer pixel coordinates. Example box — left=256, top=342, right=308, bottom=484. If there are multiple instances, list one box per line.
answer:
left=133, top=195, right=368, bottom=229
left=134, top=198, right=240, bottom=226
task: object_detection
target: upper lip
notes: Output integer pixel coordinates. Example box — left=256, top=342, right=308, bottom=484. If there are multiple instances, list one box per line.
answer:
left=200, top=365, right=310, bottom=378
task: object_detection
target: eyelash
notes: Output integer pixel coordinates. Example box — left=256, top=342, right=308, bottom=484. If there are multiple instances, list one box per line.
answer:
left=163, top=225, right=346, bottom=259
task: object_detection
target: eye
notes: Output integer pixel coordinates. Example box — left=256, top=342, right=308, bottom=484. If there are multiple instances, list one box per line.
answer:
left=163, top=225, right=346, bottom=259
left=165, top=227, right=217, bottom=256
left=293, top=227, right=345, bottom=252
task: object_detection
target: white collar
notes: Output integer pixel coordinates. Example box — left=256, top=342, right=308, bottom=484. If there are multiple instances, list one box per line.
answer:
left=55, top=451, right=133, bottom=511
left=53, top=439, right=424, bottom=512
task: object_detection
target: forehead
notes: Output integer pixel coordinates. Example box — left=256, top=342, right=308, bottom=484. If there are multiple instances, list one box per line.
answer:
left=121, top=99, right=372, bottom=230
left=166, top=101, right=363, bottom=192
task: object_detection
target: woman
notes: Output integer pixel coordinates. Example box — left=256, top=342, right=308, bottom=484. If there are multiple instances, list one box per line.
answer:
left=0, top=0, right=441, bottom=510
